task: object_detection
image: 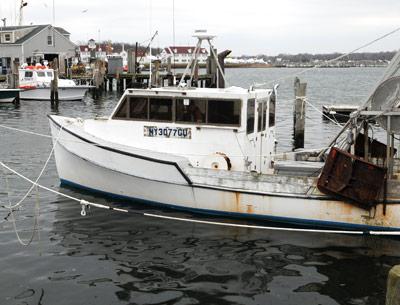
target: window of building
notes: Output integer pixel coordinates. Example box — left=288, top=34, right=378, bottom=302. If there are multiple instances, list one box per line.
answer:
left=246, top=99, right=255, bottom=134
left=129, top=97, right=148, bottom=120
left=176, top=99, right=206, bottom=123
left=269, top=92, right=276, bottom=127
left=4, top=33, right=11, bottom=42
left=149, top=98, right=173, bottom=122
left=208, top=99, right=240, bottom=126
left=47, top=35, right=53, bottom=46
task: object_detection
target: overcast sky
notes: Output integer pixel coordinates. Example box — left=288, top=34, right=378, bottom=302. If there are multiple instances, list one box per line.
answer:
left=1, top=0, right=400, bottom=55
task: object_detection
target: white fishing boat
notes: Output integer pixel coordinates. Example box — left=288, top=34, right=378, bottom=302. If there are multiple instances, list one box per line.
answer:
left=19, top=66, right=92, bottom=101
left=0, top=89, right=20, bottom=103
left=48, top=32, right=400, bottom=231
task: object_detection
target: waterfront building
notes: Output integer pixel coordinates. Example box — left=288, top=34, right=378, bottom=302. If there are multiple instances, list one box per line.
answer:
left=161, top=46, right=208, bottom=65
left=0, top=24, right=76, bottom=74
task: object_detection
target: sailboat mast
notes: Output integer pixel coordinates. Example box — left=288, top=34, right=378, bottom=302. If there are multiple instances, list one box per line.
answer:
left=52, top=0, right=55, bottom=25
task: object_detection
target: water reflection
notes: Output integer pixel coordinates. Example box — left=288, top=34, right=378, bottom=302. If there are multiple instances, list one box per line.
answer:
left=46, top=190, right=400, bottom=305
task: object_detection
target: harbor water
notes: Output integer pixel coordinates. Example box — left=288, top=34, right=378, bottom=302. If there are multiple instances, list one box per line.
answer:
left=0, top=67, right=398, bottom=305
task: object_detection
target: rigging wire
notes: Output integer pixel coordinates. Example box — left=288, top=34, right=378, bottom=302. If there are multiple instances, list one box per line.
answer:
left=252, top=25, right=400, bottom=88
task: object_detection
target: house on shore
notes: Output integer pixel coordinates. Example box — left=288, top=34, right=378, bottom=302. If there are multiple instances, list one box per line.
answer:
left=0, top=24, right=76, bottom=74
left=161, top=46, right=208, bottom=65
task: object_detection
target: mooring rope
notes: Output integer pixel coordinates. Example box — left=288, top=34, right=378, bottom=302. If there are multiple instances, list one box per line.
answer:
left=0, top=124, right=65, bottom=246
left=5, top=174, right=41, bottom=246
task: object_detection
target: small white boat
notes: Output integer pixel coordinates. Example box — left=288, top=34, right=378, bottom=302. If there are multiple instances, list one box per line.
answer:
left=48, top=33, right=400, bottom=231
left=19, top=66, right=92, bottom=101
left=0, top=88, right=20, bottom=103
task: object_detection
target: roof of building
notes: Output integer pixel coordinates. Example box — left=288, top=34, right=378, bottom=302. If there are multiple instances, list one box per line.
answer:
left=79, top=44, right=109, bottom=52
left=164, top=46, right=208, bottom=55
left=0, top=25, right=70, bottom=44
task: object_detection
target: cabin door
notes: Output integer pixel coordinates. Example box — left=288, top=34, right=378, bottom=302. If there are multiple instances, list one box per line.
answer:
left=247, top=99, right=268, bottom=173
left=256, top=100, right=269, bottom=173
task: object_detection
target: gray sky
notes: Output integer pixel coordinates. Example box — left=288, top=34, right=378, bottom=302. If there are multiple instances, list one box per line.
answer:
left=1, top=0, right=400, bottom=55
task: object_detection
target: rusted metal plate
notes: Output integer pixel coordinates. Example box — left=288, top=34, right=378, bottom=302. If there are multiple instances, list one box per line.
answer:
left=317, top=147, right=386, bottom=209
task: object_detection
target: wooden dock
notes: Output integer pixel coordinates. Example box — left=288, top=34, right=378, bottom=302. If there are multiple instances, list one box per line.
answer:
left=322, top=104, right=358, bottom=122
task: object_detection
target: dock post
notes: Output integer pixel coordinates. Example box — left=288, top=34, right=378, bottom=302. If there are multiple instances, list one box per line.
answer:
left=293, top=77, right=307, bottom=150
left=217, top=50, right=231, bottom=89
left=11, top=60, right=20, bottom=105
left=108, top=77, right=113, bottom=91
left=50, top=58, right=59, bottom=107
left=386, top=265, right=400, bottom=305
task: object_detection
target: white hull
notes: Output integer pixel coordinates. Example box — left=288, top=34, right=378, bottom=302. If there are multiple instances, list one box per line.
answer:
left=20, top=87, right=89, bottom=101
left=0, top=97, right=16, bottom=103
left=49, top=115, right=400, bottom=231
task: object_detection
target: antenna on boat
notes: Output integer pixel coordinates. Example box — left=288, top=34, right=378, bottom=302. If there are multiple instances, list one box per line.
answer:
left=178, top=30, right=227, bottom=88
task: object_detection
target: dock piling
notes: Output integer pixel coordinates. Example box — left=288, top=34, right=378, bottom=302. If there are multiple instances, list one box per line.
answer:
left=386, top=265, right=400, bottom=305
left=50, top=58, right=59, bottom=107
left=293, top=77, right=307, bottom=150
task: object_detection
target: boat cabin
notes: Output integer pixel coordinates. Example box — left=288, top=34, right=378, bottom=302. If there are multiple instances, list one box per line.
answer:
left=19, top=66, right=54, bottom=88
left=90, top=87, right=277, bottom=173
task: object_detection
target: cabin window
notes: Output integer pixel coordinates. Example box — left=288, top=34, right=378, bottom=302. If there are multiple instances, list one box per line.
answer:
left=24, top=71, right=33, bottom=78
left=269, top=93, right=276, bottom=127
left=176, top=99, right=206, bottom=123
left=47, top=35, right=53, bottom=46
left=246, top=99, right=255, bottom=134
left=37, top=71, right=45, bottom=77
left=207, top=99, right=240, bottom=126
left=47, top=72, right=53, bottom=78
left=149, top=98, right=173, bottom=122
left=129, top=97, right=148, bottom=120
left=113, top=97, right=128, bottom=119
left=257, top=99, right=268, bottom=131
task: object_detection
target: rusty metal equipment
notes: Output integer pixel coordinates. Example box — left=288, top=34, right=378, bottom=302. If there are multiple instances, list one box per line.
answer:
left=317, top=147, right=386, bottom=209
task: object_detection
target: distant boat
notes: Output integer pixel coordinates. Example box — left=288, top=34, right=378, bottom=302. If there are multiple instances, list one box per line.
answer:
left=0, top=88, right=20, bottom=103
left=19, top=66, right=93, bottom=101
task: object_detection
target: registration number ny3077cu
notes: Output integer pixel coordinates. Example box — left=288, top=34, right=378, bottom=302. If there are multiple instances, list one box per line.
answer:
left=144, top=126, right=192, bottom=139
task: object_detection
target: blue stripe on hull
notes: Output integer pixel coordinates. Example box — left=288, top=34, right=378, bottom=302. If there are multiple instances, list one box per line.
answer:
left=59, top=178, right=400, bottom=232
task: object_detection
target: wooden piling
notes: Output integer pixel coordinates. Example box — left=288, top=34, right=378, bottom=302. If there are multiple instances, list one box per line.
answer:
left=217, top=50, right=231, bottom=89
left=293, top=77, right=307, bottom=150
left=386, top=265, right=400, bottom=305
left=11, top=59, right=19, bottom=90
left=50, top=58, right=59, bottom=106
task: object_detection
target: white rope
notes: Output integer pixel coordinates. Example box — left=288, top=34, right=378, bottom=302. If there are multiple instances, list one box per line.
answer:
left=252, top=26, right=400, bottom=88
left=5, top=176, right=41, bottom=246
left=2, top=124, right=63, bottom=210
left=302, top=98, right=344, bottom=128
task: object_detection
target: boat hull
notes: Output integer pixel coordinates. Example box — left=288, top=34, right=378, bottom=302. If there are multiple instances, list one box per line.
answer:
left=20, top=87, right=89, bottom=101
left=49, top=116, right=400, bottom=231
left=0, top=89, right=20, bottom=103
